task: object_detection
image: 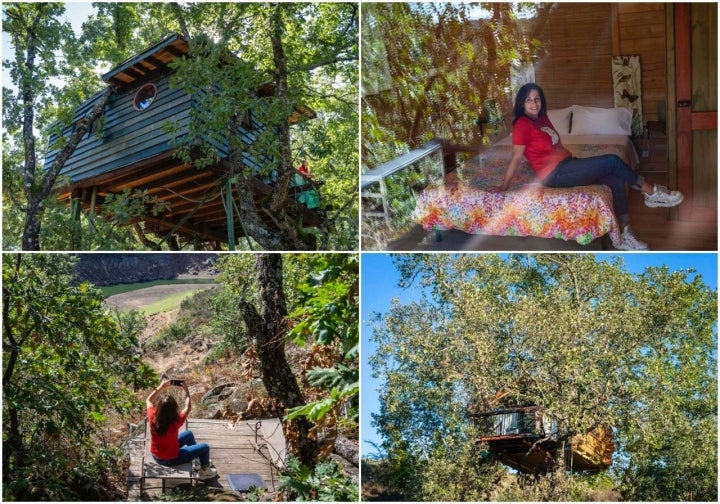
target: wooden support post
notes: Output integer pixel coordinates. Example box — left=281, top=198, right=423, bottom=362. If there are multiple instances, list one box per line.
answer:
left=88, top=186, right=98, bottom=218
left=70, top=195, right=82, bottom=249
left=226, top=178, right=236, bottom=251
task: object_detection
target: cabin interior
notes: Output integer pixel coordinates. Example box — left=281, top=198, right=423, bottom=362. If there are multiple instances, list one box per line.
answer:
left=363, top=2, right=717, bottom=251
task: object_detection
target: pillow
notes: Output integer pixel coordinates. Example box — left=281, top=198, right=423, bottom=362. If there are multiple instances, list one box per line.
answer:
left=546, top=106, right=574, bottom=134
left=570, top=105, right=633, bottom=135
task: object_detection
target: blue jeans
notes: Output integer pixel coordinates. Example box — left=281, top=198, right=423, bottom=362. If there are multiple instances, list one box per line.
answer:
left=542, top=154, right=644, bottom=227
left=153, top=430, right=210, bottom=467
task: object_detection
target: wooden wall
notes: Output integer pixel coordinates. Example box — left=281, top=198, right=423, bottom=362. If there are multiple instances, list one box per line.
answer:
left=533, top=3, right=614, bottom=110
left=615, top=3, right=667, bottom=123
left=531, top=2, right=668, bottom=125
left=45, top=70, right=192, bottom=183
left=45, top=72, right=270, bottom=184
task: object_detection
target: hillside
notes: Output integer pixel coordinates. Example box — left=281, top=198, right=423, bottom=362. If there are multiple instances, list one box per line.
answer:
left=75, top=253, right=218, bottom=286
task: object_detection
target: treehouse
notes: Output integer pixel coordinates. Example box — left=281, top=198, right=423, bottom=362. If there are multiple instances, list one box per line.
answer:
left=470, top=405, right=614, bottom=475
left=44, top=33, right=322, bottom=249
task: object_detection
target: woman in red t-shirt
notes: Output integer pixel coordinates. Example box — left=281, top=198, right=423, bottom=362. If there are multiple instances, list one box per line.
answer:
left=146, top=378, right=218, bottom=480
left=494, top=83, right=683, bottom=250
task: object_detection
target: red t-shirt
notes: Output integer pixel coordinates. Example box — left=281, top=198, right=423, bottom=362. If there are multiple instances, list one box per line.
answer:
left=148, top=405, right=186, bottom=460
left=512, top=114, right=572, bottom=179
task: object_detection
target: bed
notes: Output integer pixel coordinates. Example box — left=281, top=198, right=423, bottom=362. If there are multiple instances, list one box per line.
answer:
left=412, top=106, right=640, bottom=248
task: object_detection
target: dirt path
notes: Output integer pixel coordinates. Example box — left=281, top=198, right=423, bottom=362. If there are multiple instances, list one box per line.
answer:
left=105, top=284, right=214, bottom=312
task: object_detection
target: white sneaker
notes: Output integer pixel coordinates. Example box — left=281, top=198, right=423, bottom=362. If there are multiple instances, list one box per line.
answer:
left=616, top=226, right=649, bottom=251
left=644, top=184, right=683, bottom=207
left=198, top=466, right=218, bottom=481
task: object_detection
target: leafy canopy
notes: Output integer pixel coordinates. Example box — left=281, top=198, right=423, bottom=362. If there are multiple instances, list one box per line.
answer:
left=2, top=253, right=156, bottom=500
left=370, top=254, right=717, bottom=501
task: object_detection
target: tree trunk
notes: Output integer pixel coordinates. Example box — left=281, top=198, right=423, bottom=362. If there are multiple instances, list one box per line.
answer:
left=2, top=255, right=24, bottom=477
left=238, top=254, right=319, bottom=468
left=21, top=87, right=113, bottom=250
left=268, top=4, right=293, bottom=215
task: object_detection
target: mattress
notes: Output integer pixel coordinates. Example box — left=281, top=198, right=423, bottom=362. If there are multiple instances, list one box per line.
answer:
left=413, top=135, right=640, bottom=247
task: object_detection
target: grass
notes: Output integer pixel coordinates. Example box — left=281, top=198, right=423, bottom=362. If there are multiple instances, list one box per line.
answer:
left=99, top=279, right=216, bottom=298
left=139, top=287, right=216, bottom=315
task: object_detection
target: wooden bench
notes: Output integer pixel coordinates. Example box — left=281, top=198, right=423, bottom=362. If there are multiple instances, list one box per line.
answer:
left=141, top=418, right=198, bottom=493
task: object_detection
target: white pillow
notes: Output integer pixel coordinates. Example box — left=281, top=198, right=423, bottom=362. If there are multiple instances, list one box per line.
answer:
left=570, top=105, right=633, bottom=135
left=546, top=106, right=574, bottom=134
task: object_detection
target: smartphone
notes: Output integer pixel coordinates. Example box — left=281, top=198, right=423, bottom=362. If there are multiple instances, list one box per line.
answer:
left=170, top=379, right=185, bottom=386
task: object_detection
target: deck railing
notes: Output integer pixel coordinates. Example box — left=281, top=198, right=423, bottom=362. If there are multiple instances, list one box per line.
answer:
left=470, top=406, right=559, bottom=439
left=361, top=140, right=445, bottom=250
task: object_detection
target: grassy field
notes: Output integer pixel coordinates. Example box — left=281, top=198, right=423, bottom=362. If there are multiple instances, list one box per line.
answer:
left=138, top=287, right=217, bottom=315
left=99, top=279, right=216, bottom=298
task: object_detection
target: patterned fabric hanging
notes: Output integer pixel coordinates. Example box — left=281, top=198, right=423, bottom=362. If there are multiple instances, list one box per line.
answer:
left=612, top=55, right=643, bottom=136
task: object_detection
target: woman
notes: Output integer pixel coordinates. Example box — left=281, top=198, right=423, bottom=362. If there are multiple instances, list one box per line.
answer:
left=494, top=82, right=683, bottom=250
left=146, top=378, right=218, bottom=481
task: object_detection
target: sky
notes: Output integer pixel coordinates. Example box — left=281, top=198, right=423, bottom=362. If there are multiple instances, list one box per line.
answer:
left=2, top=3, right=98, bottom=97
left=360, top=252, right=719, bottom=458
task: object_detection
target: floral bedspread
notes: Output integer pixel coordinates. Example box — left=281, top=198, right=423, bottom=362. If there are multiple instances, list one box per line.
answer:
left=413, top=143, right=632, bottom=247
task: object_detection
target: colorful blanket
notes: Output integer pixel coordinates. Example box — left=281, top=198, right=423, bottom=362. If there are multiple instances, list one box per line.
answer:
left=413, top=141, right=637, bottom=247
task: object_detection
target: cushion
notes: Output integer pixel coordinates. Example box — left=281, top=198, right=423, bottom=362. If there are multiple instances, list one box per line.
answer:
left=570, top=106, right=632, bottom=135
left=227, top=473, right=267, bottom=491
left=546, top=106, right=574, bottom=134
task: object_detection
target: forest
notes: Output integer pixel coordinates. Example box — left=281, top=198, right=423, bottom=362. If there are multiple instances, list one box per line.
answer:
left=2, top=2, right=358, bottom=251
left=2, top=253, right=358, bottom=501
left=363, top=254, right=717, bottom=501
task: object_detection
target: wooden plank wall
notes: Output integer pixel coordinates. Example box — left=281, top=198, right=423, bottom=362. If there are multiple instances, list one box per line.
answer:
left=532, top=3, right=614, bottom=109
left=45, top=71, right=192, bottom=182
left=531, top=2, right=668, bottom=122
left=616, top=3, right=667, bottom=123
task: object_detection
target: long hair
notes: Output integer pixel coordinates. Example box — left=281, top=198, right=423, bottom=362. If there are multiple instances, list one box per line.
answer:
left=151, top=395, right=180, bottom=436
left=512, top=83, right=547, bottom=124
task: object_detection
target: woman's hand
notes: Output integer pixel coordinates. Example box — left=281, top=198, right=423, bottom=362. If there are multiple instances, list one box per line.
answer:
left=147, top=378, right=171, bottom=409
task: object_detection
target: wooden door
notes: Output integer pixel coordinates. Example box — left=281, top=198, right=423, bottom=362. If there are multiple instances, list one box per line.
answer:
left=674, top=3, right=717, bottom=222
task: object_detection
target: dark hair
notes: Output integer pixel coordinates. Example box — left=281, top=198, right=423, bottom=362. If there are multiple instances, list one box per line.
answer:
left=512, top=83, right=548, bottom=124
left=151, top=395, right=179, bottom=436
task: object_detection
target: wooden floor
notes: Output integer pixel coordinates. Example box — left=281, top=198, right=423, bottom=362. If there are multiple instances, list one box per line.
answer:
left=387, top=172, right=717, bottom=252
left=128, top=418, right=286, bottom=500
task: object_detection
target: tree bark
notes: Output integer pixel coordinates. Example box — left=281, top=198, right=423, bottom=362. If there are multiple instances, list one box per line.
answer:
left=268, top=4, right=293, bottom=215
left=2, top=255, right=24, bottom=478
left=21, top=88, right=113, bottom=250
left=238, top=254, right=319, bottom=468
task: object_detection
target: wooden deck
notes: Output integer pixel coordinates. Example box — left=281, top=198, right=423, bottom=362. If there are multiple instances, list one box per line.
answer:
left=127, top=418, right=286, bottom=500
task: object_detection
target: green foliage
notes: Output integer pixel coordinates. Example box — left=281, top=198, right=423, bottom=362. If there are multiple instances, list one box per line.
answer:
left=145, top=288, right=217, bottom=351
left=145, top=318, right=192, bottom=352
left=2, top=254, right=156, bottom=500
left=370, top=254, right=717, bottom=500
left=3, top=2, right=358, bottom=250
left=279, top=456, right=358, bottom=502
left=362, top=3, right=541, bottom=167
left=285, top=254, right=359, bottom=426
left=417, top=432, right=503, bottom=502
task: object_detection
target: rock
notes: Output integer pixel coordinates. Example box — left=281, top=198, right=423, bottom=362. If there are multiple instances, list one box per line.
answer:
left=200, top=380, right=270, bottom=419
left=201, top=383, right=236, bottom=404
left=334, top=434, right=359, bottom=466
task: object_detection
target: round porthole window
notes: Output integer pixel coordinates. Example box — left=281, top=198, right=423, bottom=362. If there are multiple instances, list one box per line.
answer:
left=133, top=83, right=157, bottom=111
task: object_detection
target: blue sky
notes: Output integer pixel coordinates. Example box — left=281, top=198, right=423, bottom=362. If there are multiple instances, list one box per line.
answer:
left=360, top=252, right=718, bottom=458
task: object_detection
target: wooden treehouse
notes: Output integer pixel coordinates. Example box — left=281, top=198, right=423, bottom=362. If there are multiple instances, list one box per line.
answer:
left=44, top=34, right=322, bottom=249
left=470, top=405, right=614, bottom=474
